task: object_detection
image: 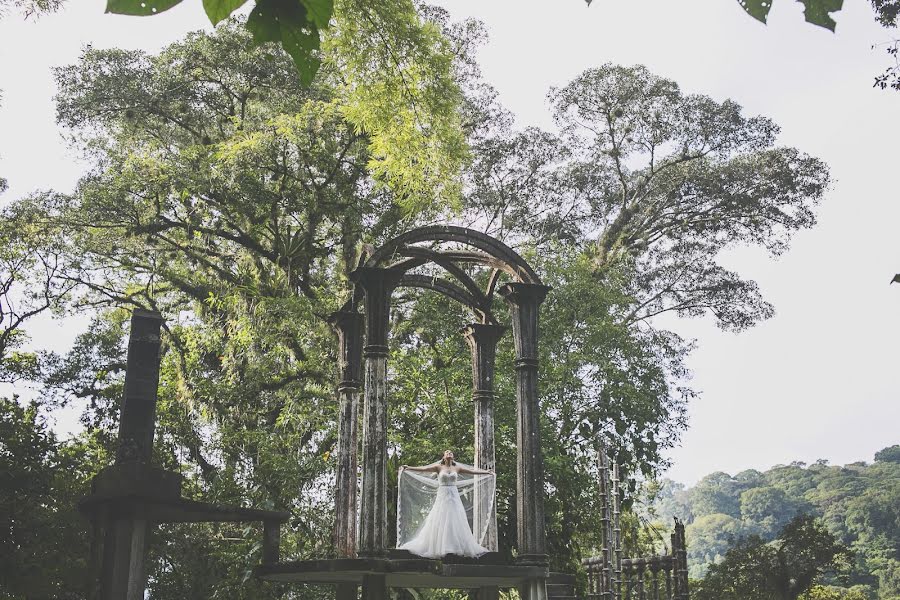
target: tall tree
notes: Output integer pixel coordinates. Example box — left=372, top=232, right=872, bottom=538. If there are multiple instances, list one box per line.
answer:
left=694, top=515, right=852, bottom=600
left=0, top=199, right=74, bottom=380
left=465, top=64, right=829, bottom=332
left=0, top=397, right=94, bottom=598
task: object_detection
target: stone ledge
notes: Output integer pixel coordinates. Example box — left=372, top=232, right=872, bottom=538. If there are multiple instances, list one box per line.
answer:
left=255, top=557, right=549, bottom=588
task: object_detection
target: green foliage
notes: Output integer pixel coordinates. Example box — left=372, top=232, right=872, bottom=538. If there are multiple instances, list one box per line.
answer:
left=801, top=585, right=875, bottom=600
left=688, top=512, right=746, bottom=568
left=104, top=0, right=333, bottom=80
left=738, top=0, right=844, bottom=31
left=654, top=451, right=900, bottom=595
left=203, top=0, right=251, bottom=24
left=539, top=63, right=828, bottom=332
left=99, top=0, right=851, bottom=86
left=872, top=0, right=900, bottom=26
left=736, top=0, right=844, bottom=31
left=0, top=397, right=95, bottom=598
left=0, top=0, right=64, bottom=18
left=0, top=198, right=73, bottom=371
left=245, top=0, right=323, bottom=83
left=741, top=486, right=807, bottom=537
left=326, top=0, right=468, bottom=208
left=875, top=445, right=900, bottom=464
left=694, top=515, right=851, bottom=600
left=797, top=0, right=845, bottom=32
left=692, top=472, right=744, bottom=518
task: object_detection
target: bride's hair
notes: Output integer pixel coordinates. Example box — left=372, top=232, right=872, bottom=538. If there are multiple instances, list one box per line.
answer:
left=441, top=450, right=456, bottom=466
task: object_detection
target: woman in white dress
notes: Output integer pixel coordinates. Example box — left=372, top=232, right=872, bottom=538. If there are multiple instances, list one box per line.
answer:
left=398, top=450, right=494, bottom=558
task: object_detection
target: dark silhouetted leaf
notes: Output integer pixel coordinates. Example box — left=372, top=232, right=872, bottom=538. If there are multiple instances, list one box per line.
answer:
left=105, top=0, right=184, bottom=16
left=246, top=0, right=321, bottom=84
left=300, top=0, right=333, bottom=29
left=246, top=0, right=282, bottom=44
left=738, top=0, right=773, bottom=23
left=797, top=0, right=844, bottom=31
left=202, top=0, right=250, bottom=24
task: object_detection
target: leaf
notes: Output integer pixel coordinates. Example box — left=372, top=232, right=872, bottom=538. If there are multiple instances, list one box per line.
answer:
left=105, top=0, right=184, bottom=16
left=796, top=0, right=843, bottom=31
left=299, top=0, right=333, bottom=29
left=280, top=10, right=321, bottom=84
left=246, top=0, right=282, bottom=44
left=736, top=0, right=773, bottom=23
left=202, top=0, right=250, bottom=24
left=247, top=0, right=322, bottom=84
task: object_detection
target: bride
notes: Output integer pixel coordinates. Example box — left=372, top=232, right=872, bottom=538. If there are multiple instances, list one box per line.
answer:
left=397, top=450, right=494, bottom=558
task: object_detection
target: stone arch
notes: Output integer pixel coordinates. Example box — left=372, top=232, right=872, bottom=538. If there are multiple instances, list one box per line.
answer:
left=329, top=226, right=551, bottom=600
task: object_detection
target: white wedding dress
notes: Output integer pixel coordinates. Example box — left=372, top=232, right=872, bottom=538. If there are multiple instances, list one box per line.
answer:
left=397, top=469, right=492, bottom=558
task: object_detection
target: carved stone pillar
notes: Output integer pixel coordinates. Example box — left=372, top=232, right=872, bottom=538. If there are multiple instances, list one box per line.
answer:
left=102, top=309, right=163, bottom=600
left=499, top=282, right=549, bottom=569
left=329, top=310, right=364, bottom=558
left=116, top=309, right=163, bottom=465
left=351, top=267, right=403, bottom=559
left=462, top=323, right=505, bottom=540
left=463, top=323, right=505, bottom=600
left=672, top=519, right=689, bottom=600
left=462, top=323, right=506, bottom=471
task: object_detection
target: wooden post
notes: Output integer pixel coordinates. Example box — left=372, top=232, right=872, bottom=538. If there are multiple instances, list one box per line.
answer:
left=499, top=282, right=549, bottom=600
left=329, top=310, right=364, bottom=558
left=352, top=267, right=403, bottom=560
left=99, top=309, right=162, bottom=600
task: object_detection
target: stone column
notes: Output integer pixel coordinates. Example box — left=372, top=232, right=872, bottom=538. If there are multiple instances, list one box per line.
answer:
left=100, top=309, right=163, bottom=600
left=462, top=324, right=505, bottom=542
left=463, top=323, right=505, bottom=600
left=329, top=310, right=364, bottom=558
left=462, top=324, right=506, bottom=474
left=498, top=283, right=549, bottom=567
left=116, top=309, right=163, bottom=464
left=500, top=283, right=549, bottom=600
left=351, top=267, right=403, bottom=561
left=672, top=519, right=689, bottom=600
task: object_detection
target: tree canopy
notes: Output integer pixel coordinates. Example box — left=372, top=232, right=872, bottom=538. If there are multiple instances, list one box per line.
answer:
left=650, top=451, right=900, bottom=598
left=693, top=514, right=852, bottom=600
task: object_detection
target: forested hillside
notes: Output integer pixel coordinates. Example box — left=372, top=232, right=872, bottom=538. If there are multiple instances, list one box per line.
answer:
left=651, top=447, right=900, bottom=598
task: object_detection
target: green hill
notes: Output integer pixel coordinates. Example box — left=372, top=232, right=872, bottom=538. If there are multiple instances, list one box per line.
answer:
left=651, top=446, right=900, bottom=598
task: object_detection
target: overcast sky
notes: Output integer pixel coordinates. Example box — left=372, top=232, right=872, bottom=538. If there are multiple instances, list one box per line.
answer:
left=1, top=0, right=898, bottom=485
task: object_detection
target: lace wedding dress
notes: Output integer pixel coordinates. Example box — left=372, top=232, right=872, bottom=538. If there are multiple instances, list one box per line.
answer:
left=397, top=468, right=496, bottom=558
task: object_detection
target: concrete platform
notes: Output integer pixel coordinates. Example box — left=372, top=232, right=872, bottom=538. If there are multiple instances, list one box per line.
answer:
left=255, top=552, right=549, bottom=588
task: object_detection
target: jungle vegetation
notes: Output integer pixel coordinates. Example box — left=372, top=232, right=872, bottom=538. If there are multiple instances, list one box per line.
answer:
left=649, top=447, right=900, bottom=599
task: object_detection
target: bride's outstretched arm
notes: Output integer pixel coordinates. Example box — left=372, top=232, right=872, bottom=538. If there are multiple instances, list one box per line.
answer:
left=457, top=465, right=493, bottom=475
left=401, top=462, right=440, bottom=473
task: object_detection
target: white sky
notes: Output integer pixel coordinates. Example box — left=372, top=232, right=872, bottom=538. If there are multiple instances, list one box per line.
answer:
left=1, top=0, right=898, bottom=485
